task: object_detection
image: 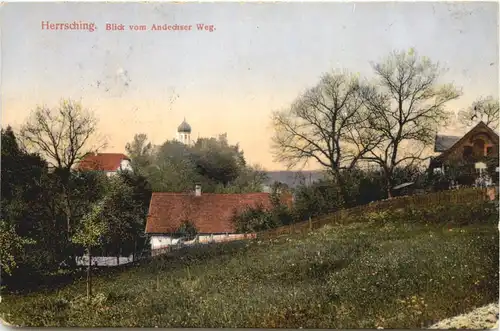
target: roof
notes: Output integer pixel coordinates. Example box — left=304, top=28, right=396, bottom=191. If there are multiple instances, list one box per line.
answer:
left=434, top=121, right=500, bottom=162
left=434, top=135, right=461, bottom=152
left=177, top=119, right=192, bottom=133
left=145, top=192, right=293, bottom=234
left=76, top=153, right=130, bottom=171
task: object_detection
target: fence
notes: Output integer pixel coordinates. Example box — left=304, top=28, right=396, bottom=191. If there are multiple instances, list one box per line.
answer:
left=255, top=187, right=494, bottom=240
left=85, top=188, right=494, bottom=263
left=75, top=255, right=135, bottom=267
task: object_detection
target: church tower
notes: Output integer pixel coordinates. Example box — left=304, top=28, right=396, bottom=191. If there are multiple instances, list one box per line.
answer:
left=177, top=118, right=192, bottom=145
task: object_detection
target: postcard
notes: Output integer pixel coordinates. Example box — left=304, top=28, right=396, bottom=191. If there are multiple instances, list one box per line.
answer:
left=0, top=1, right=498, bottom=328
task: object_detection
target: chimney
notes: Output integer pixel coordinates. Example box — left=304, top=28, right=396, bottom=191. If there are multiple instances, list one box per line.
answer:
left=195, top=184, right=202, bottom=196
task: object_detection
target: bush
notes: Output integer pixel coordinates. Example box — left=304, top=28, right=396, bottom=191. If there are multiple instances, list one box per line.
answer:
left=292, top=179, right=344, bottom=221
left=176, top=221, right=198, bottom=240
left=232, top=204, right=278, bottom=233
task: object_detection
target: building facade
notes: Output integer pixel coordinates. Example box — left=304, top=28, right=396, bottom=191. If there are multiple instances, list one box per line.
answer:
left=430, top=121, right=499, bottom=186
left=76, top=153, right=133, bottom=176
left=145, top=186, right=293, bottom=254
left=176, top=118, right=192, bottom=145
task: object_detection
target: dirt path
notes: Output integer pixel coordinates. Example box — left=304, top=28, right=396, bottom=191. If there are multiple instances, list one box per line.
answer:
left=0, top=317, right=15, bottom=327
left=428, top=303, right=499, bottom=329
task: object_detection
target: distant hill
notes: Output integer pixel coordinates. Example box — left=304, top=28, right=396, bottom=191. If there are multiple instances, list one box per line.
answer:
left=263, top=170, right=326, bottom=188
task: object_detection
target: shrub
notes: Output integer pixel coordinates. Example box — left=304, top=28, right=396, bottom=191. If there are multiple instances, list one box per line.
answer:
left=176, top=221, right=198, bottom=240
left=232, top=204, right=277, bottom=233
left=292, top=180, right=344, bottom=221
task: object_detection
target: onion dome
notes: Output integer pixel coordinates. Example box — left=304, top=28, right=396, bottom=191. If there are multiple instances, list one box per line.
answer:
left=177, top=118, right=192, bottom=133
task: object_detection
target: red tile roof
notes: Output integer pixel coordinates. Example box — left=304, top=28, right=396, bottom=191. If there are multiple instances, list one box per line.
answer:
left=145, top=192, right=293, bottom=234
left=76, top=153, right=130, bottom=171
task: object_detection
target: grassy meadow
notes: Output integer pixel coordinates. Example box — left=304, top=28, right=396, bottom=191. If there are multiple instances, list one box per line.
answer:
left=0, top=200, right=498, bottom=328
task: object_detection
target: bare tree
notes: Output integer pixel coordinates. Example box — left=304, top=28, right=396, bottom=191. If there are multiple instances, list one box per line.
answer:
left=19, top=99, right=106, bottom=242
left=359, top=49, right=461, bottom=197
left=457, top=95, right=499, bottom=131
left=20, top=99, right=106, bottom=171
left=270, top=71, right=380, bottom=196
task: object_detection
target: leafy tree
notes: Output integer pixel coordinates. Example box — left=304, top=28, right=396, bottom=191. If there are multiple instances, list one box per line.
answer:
left=125, top=133, right=154, bottom=175
left=19, top=99, right=107, bottom=238
left=215, top=164, right=268, bottom=193
left=148, top=140, right=200, bottom=192
left=72, top=198, right=108, bottom=299
left=359, top=49, right=461, bottom=197
left=0, top=220, right=35, bottom=277
left=458, top=95, right=499, bottom=131
left=191, top=135, right=245, bottom=187
left=100, top=175, right=149, bottom=258
left=1, top=126, right=68, bottom=286
left=143, top=134, right=262, bottom=193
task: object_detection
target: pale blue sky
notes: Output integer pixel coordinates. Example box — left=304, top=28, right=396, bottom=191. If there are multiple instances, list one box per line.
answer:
left=1, top=2, right=498, bottom=170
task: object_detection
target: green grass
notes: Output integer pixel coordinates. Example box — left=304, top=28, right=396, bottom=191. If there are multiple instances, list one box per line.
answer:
left=0, top=202, right=498, bottom=328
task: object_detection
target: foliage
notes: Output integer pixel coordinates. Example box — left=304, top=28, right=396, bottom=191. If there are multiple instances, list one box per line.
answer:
left=97, top=177, right=145, bottom=256
left=232, top=185, right=294, bottom=233
left=126, top=133, right=266, bottom=194
left=0, top=220, right=35, bottom=276
left=1, top=127, right=70, bottom=286
left=190, top=135, right=245, bottom=186
left=1, top=124, right=151, bottom=292
left=215, top=164, right=268, bottom=193
left=125, top=133, right=154, bottom=175
left=72, top=199, right=108, bottom=249
left=232, top=204, right=279, bottom=233
left=0, top=202, right=496, bottom=328
left=176, top=221, right=198, bottom=240
left=291, top=179, right=345, bottom=221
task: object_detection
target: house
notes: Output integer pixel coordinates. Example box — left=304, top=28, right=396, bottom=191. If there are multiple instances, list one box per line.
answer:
left=145, top=185, right=293, bottom=254
left=76, top=152, right=133, bottom=176
left=430, top=121, right=499, bottom=185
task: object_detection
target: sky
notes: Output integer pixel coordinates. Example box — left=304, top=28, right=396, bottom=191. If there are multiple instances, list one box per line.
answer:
left=1, top=2, right=498, bottom=170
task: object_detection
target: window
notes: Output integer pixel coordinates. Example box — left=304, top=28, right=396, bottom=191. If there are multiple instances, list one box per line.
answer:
left=463, top=146, right=473, bottom=159
left=472, top=139, right=485, bottom=157
left=487, top=146, right=494, bottom=156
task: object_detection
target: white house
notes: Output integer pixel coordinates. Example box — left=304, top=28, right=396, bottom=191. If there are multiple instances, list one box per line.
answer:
left=145, top=185, right=293, bottom=255
left=76, top=152, right=133, bottom=176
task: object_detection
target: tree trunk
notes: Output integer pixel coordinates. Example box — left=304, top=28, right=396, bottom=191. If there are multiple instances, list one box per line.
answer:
left=386, top=177, right=393, bottom=199
left=86, top=248, right=92, bottom=299
left=133, top=239, right=137, bottom=261
left=61, top=180, right=77, bottom=270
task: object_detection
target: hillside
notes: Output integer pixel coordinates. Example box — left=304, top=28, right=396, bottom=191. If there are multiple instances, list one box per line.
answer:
left=0, top=201, right=498, bottom=328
